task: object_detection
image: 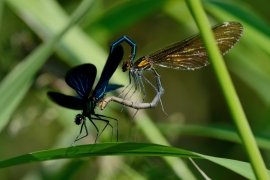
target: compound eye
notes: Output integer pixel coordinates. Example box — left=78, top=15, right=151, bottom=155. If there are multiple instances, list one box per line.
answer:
left=75, top=114, right=85, bottom=125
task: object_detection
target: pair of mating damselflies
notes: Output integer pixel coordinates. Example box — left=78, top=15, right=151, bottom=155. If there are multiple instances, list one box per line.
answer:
left=48, top=21, right=243, bottom=145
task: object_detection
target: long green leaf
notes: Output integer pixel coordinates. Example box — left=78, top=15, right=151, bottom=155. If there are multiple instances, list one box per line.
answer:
left=157, top=124, right=270, bottom=150
left=0, top=0, right=96, bottom=130
left=7, top=0, right=108, bottom=70
left=0, top=142, right=269, bottom=180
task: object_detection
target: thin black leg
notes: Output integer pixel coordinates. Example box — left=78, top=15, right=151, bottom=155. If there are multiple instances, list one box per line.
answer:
left=70, top=120, right=88, bottom=146
left=94, top=114, right=119, bottom=142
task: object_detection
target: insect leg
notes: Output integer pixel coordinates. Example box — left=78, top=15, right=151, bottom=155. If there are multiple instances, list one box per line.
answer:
left=128, top=72, right=142, bottom=102
left=151, top=68, right=168, bottom=116
left=99, top=68, right=165, bottom=110
left=122, top=71, right=138, bottom=100
left=86, top=116, right=101, bottom=143
left=95, top=114, right=118, bottom=142
left=130, top=70, right=147, bottom=118
left=118, top=71, right=133, bottom=98
left=70, top=120, right=88, bottom=146
left=92, top=114, right=114, bottom=142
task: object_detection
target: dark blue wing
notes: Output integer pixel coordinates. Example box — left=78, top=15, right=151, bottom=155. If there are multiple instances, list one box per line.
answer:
left=47, top=92, right=84, bottom=110
left=92, top=45, right=124, bottom=100
left=106, top=84, right=124, bottom=93
left=65, top=64, right=96, bottom=99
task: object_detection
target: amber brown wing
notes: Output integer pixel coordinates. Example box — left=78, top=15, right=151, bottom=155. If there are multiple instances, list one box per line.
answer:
left=149, top=22, right=243, bottom=70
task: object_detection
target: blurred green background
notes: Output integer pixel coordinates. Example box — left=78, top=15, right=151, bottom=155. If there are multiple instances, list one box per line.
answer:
left=1, top=0, right=270, bottom=179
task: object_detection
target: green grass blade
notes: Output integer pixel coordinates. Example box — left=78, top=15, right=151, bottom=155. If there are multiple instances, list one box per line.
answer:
left=0, top=0, right=96, bottom=130
left=203, top=1, right=270, bottom=105
left=227, top=45, right=270, bottom=105
left=0, top=143, right=197, bottom=168
left=197, top=154, right=264, bottom=180
left=7, top=0, right=108, bottom=70
left=185, top=0, right=269, bottom=179
left=0, top=78, right=32, bottom=129
left=0, top=142, right=269, bottom=179
left=0, top=40, right=57, bottom=130
left=157, top=124, right=270, bottom=150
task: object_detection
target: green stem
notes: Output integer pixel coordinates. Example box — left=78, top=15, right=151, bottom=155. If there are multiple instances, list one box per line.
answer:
left=185, top=0, right=269, bottom=179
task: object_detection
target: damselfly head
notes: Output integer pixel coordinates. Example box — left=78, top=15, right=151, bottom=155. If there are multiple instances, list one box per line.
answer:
left=75, top=114, right=85, bottom=125
left=122, top=61, right=131, bottom=72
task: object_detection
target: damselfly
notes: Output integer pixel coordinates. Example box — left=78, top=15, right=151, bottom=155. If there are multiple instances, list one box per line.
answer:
left=47, top=46, right=123, bottom=145
left=99, top=22, right=243, bottom=111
